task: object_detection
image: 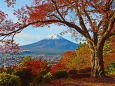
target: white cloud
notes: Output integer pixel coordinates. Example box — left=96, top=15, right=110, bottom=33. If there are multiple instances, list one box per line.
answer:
left=14, top=32, right=43, bottom=45
left=15, top=32, right=42, bottom=40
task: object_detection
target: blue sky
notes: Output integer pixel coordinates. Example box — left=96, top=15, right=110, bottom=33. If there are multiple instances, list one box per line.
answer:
left=0, top=0, right=81, bottom=45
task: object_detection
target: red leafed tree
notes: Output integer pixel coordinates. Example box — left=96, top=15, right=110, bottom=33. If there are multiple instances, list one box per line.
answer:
left=61, top=51, right=77, bottom=64
left=61, top=39, right=115, bottom=71
left=61, top=49, right=91, bottom=70
left=0, top=40, right=20, bottom=55
left=0, top=10, right=20, bottom=55
left=104, top=36, right=115, bottom=67
left=0, top=0, right=115, bottom=78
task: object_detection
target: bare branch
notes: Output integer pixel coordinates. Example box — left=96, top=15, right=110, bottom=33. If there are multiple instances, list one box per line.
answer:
left=51, top=0, right=65, bottom=21
left=83, top=9, right=98, bottom=45
left=47, top=14, right=61, bottom=21
left=75, top=7, right=92, bottom=41
left=98, top=20, right=103, bottom=29
left=103, top=13, right=115, bottom=38
left=97, top=12, right=115, bottom=48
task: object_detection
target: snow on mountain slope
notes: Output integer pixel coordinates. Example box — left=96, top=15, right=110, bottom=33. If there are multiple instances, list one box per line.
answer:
left=20, top=34, right=78, bottom=55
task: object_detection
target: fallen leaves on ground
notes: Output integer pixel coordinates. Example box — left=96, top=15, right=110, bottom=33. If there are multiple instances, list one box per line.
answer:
left=37, top=75, right=115, bottom=86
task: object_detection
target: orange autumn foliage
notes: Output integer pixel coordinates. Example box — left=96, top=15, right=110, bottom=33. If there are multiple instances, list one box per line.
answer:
left=61, top=51, right=76, bottom=64
left=61, top=44, right=91, bottom=70
left=61, top=37, right=115, bottom=70
left=104, top=36, right=115, bottom=67
left=0, top=0, right=114, bottom=77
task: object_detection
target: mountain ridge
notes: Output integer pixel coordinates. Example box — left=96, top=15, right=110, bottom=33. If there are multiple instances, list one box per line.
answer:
left=20, top=35, right=78, bottom=55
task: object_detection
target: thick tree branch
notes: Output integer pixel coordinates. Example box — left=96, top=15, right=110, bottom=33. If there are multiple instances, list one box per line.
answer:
left=0, top=20, right=61, bottom=36
left=64, top=21, right=93, bottom=43
left=0, top=18, right=93, bottom=43
left=98, top=20, right=103, bottom=29
left=105, top=33, right=115, bottom=40
left=51, top=0, right=93, bottom=42
left=47, top=14, right=61, bottom=21
left=102, top=16, right=109, bottom=35
left=84, top=9, right=98, bottom=45
left=75, top=7, right=92, bottom=42
left=83, top=10, right=94, bottom=30
left=97, top=12, right=115, bottom=49
left=51, top=0, right=65, bottom=21
left=103, top=13, right=115, bottom=38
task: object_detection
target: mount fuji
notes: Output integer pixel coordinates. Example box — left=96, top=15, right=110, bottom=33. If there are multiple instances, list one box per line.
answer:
left=19, top=35, right=78, bottom=55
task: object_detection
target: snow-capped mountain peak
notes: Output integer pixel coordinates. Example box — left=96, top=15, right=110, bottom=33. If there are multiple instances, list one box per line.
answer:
left=20, top=34, right=78, bottom=55
left=47, top=35, right=63, bottom=39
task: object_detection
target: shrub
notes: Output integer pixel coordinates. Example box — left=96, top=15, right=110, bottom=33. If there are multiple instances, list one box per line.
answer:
left=20, top=57, right=51, bottom=76
left=78, top=67, right=91, bottom=73
left=5, top=66, right=16, bottom=74
left=53, top=70, right=68, bottom=79
left=0, top=72, right=21, bottom=86
left=61, top=44, right=91, bottom=70
left=68, top=70, right=77, bottom=78
left=0, top=68, right=5, bottom=73
left=105, top=61, right=115, bottom=74
left=17, top=57, right=52, bottom=85
left=0, top=66, right=16, bottom=74
left=19, top=56, right=32, bottom=65
left=51, top=63, right=66, bottom=73
left=13, top=68, right=32, bottom=86
left=42, top=72, right=52, bottom=83
left=37, top=71, right=52, bottom=84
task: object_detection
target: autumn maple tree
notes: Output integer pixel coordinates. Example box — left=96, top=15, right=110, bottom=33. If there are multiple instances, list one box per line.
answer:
left=61, top=45, right=91, bottom=70
left=61, top=40, right=115, bottom=71
left=0, top=0, right=115, bottom=78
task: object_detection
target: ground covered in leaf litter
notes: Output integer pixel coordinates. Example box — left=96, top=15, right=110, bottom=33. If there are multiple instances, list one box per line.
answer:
left=37, top=74, right=115, bottom=86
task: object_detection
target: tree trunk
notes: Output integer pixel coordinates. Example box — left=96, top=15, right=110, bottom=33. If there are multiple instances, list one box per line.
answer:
left=91, top=47, right=105, bottom=78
